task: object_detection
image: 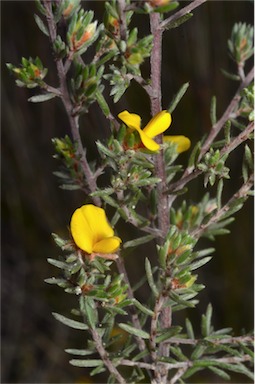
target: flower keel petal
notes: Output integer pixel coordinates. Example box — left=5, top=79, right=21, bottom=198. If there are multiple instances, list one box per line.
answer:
left=93, top=236, right=122, bottom=254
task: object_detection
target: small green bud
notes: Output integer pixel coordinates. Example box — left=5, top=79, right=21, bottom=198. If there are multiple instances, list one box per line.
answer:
left=117, top=124, right=127, bottom=143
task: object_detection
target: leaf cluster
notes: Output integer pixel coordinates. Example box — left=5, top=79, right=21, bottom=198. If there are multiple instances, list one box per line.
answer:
left=70, top=63, right=105, bottom=114
left=94, top=138, right=161, bottom=222
left=228, top=22, right=254, bottom=65
left=6, top=57, right=47, bottom=89
left=198, top=149, right=230, bottom=187
left=52, top=135, right=86, bottom=191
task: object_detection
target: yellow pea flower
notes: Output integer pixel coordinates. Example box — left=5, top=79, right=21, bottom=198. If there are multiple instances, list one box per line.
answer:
left=118, top=110, right=171, bottom=152
left=118, top=110, right=190, bottom=153
left=70, top=204, right=121, bottom=258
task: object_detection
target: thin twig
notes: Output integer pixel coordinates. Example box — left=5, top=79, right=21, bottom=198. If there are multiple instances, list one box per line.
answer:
left=116, top=258, right=148, bottom=354
left=192, top=172, right=254, bottom=238
left=220, top=122, right=254, bottom=157
left=165, top=67, right=254, bottom=208
left=166, top=335, right=254, bottom=346
left=119, top=354, right=252, bottom=370
left=43, top=0, right=101, bottom=206
left=117, top=0, right=127, bottom=40
left=150, top=295, right=165, bottom=364
left=169, top=367, right=188, bottom=384
left=199, top=66, right=254, bottom=160
left=90, top=328, right=126, bottom=384
left=116, top=192, right=162, bottom=236
left=150, top=12, right=169, bottom=237
left=42, top=83, right=62, bottom=96
left=160, top=0, right=207, bottom=31
left=149, top=12, right=171, bottom=383
left=165, top=121, right=254, bottom=196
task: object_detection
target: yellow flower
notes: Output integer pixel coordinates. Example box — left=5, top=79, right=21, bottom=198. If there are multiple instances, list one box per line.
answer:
left=163, top=135, right=191, bottom=153
left=118, top=110, right=171, bottom=151
left=70, top=204, right=121, bottom=256
left=118, top=110, right=190, bottom=153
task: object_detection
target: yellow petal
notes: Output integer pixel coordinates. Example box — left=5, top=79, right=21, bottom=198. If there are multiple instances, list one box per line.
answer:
left=137, top=128, right=160, bottom=151
left=143, top=111, right=171, bottom=138
left=93, top=236, right=122, bottom=254
left=164, top=135, right=191, bottom=153
left=70, top=206, right=93, bottom=253
left=118, top=110, right=141, bottom=130
left=70, top=205, right=115, bottom=253
left=80, top=205, right=114, bottom=244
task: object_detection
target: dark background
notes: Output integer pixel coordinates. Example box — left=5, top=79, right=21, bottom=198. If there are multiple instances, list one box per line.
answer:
left=1, top=1, right=254, bottom=383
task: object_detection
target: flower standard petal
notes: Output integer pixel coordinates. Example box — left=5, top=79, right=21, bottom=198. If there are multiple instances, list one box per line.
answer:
left=93, top=236, right=122, bottom=254
left=143, top=110, right=171, bottom=138
left=163, top=135, right=191, bottom=153
left=70, top=205, right=119, bottom=254
left=80, top=205, right=114, bottom=245
left=118, top=110, right=141, bottom=130
left=70, top=207, right=94, bottom=253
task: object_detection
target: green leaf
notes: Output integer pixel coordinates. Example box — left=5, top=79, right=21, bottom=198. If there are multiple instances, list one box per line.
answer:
left=145, top=258, right=159, bottom=296
left=90, top=364, right=106, bottom=376
left=244, top=144, right=254, bottom=170
left=155, top=326, right=182, bottom=343
left=118, top=323, right=150, bottom=339
left=208, top=366, right=231, bottom=380
left=96, top=140, right=116, bottom=158
left=132, top=298, right=154, bottom=316
left=51, top=232, right=71, bottom=249
left=201, top=303, right=213, bottom=337
left=188, top=140, right=201, bottom=167
left=191, top=344, right=207, bottom=360
left=101, top=194, right=119, bottom=208
left=123, top=234, right=155, bottom=249
left=83, top=297, right=98, bottom=329
left=65, top=349, right=94, bottom=356
left=185, top=318, right=194, bottom=339
left=168, top=82, right=189, bottom=114
left=182, top=366, right=204, bottom=379
left=96, top=90, right=110, bottom=117
left=189, top=256, right=212, bottom=271
left=221, top=68, right=240, bottom=81
left=216, top=179, right=224, bottom=210
left=165, top=13, right=193, bottom=30
left=34, top=14, right=49, bottom=36
left=28, top=93, right=56, bottom=103
left=224, top=120, right=231, bottom=144
left=60, top=184, right=81, bottom=190
left=195, top=248, right=215, bottom=258
left=52, top=312, right=89, bottom=330
left=194, top=360, right=254, bottom=379
left=170, top=291, right=196, bottom=308
left=44, top=277, right=67, bottom=285
left=47, top=258, right=68, bottom=270
left=210, top=96, right=217, bottom=125
left=133, top=349, right=150, bottom=362
left=70, top=359, right=103, bottom=367
left=169, top=345, right=188, bottom=361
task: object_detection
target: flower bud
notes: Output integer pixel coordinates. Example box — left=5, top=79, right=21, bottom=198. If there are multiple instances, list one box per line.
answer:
left=149, top=0, right=171, bottom=7
left=62, top=0, right=81, bottom=19
left=72, top=21, right=98, bottom=51
left=127, top=52, right=143, bottom=66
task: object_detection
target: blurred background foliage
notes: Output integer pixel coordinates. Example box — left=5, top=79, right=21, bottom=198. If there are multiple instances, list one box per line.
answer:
left=1, top=1, right=254, bottom=383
